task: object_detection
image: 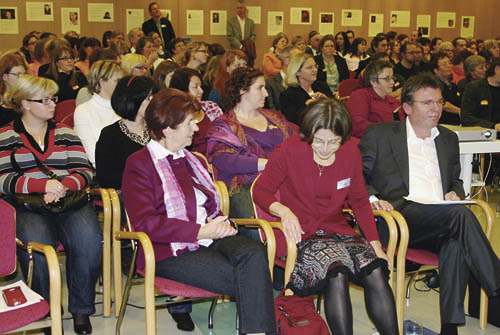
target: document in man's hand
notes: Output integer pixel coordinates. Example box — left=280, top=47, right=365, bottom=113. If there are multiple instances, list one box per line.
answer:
left=403, top=197, right=475, bottom=205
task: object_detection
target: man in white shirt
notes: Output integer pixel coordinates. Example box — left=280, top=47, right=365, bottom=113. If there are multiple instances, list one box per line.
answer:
left=226, top=0, right=256, bottom=49
left=359, top=73, right=500, bottom=335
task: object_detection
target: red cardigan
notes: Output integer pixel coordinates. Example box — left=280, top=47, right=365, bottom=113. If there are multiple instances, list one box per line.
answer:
left=122, top=147, right=220, bottom=270
left=253, top=136, right=379, bottom=242
left=346, top=87, right=403, bottom=139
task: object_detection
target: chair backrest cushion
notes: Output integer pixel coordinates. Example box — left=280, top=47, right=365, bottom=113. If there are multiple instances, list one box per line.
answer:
left=0, top=200, right=16, bottom=276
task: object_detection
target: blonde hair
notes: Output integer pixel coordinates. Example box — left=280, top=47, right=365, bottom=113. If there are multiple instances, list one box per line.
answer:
left=121, top=53, right=147, bottom=74
left=184, top=41, right=207, bottom=64
left=88, top=60, right=125, bottom=94
left=284, top=52, right=312, bottom=88
left=4, top=74, right=58, bottom=112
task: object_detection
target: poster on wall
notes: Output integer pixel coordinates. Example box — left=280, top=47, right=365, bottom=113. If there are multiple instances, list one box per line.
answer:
left=461, top=16, right=475, bottom=38
left=368, top=14, right=384, bottom=37
left=186, top=10, right=203, bottom=35
left=160, top=9, right=172, bottom=21
left=318, top=12, right=334, bottom=35
left=88, top=3, right=114, bottom=22
left=267, top=11, right=284, bottom=36
left=390, top=10, right=410, bottom=28
left=26, top=2, right=53, bottom=21
left=0, top=7, right=18, bottom=34
left=210, top=10, right=227, bottom=35
left=436, top=12, right=455, bottom=28
left=247, top=6, right=261, bottom=24
left=126, top=9, right=144, bottom=33
left=61, top=8, right=80, bottom=34
left=290, top=8, right=311, bottom=25
left=416, top=15, right=431, bottom=37
left=341, top=9, right=362, bottom=27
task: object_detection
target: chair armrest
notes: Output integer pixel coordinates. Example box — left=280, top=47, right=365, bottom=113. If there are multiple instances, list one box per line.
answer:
left=469, top=199, right=494, bottom=239
left=265, top=221, right=297, bottom=295
left=214, top=181, right=230, bottom=216
left=114, top=231, right=156, bottom=334
left=232, top=218, right=276, bottom=279
left=28, top=242, right=62, bottom=335
left=373, top=210, right=398, bottom=289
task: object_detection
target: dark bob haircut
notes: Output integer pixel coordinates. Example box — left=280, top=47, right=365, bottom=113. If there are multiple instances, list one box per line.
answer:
left=145, top=88, right=201, bottom=141
left=486, top=57, right=500, bottom=77
left=300, top=98, right=352, bottom=144
left=169, top=67, right=201, bottom=93
left=111, top=75, right=154, bottom=121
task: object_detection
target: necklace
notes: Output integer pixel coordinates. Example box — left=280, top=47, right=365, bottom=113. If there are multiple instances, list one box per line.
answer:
left=119, top=120, right=150, bottom=146
left=316, top=162, right=327, bottom=176
left=23, top=122, right=47, bottom=149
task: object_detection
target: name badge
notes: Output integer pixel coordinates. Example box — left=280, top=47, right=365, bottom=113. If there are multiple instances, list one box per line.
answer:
left=337, top=178, right=350, bottom=190
left=72, top=85, right=79, bottom=90
left=480, top=100, right=489, bottom=105
left=161, top=24, right=166, bottom=28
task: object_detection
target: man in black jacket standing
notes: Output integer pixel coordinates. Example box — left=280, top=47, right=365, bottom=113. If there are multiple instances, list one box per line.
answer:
left=142, top=2, right=176, bottom=57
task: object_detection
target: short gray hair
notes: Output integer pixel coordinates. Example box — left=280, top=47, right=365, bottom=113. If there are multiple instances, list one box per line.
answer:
left=464, top=55, right=486, bottom=78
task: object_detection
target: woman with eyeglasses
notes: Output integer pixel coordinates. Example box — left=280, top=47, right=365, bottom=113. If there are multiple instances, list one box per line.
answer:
left=0, top=53, right=28, bottom=126
left=20, top=32, right=38, bottom=64
left=0, top=74, right=101, bottom=335
left=75, top=37, right=102, bottom=75
left=253, top=98, right=398, bottom=335
left=121, top=53, right=148, bottom=76
left=280, top=53, right=333, bottom=125
left=346, top=60, right=403, bottom=138
left=184, top=41, right=209, bottom=72
left=315, top=34, right=350, bottom=94
left=74, top=60, right=125, bottom=166
left=40, top=38, right=88, bottom=102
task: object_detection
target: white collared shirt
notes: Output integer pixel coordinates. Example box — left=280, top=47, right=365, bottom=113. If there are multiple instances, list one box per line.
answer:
left=237, top=16, right=246, bottom=39
left=406, top=118, right=444, bottom=201
left=149, top=140, right=212, bottom=246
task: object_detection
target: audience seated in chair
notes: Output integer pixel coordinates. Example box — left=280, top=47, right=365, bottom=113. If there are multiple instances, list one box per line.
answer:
left=359, top=72, right=500, bottom=335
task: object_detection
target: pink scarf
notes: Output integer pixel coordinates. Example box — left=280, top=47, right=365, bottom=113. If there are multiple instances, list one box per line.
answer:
left=147, top=143, right=220, bottom=256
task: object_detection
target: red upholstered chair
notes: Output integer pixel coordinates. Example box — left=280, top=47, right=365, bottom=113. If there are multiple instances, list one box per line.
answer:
left=110, top=182, right=276, bottom=334
left=338, top=78, right=362, bottom=98
left=60, top=112, right=75, bottom=128
left=54, top=99, right=76, bottom=124
left=390, top=200, right=494, bottom=333
left=249, top=174, right=399, bottom=299
left=0, top=199, right=62, bottom=335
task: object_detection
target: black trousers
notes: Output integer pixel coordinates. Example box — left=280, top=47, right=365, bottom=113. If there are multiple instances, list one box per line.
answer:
left=400, top=202, right=500, bottom=324
left=155, top=235, right=276, bottom=334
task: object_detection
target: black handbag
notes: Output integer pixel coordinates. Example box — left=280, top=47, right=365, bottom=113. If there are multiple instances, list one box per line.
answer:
left=9, top=146, right=92, bottom=215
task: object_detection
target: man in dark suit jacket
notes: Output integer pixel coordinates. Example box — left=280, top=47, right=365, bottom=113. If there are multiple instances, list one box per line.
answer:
left=461, top=57, right=500, bottom=129
left=142, top=2, right=176, bottom=56
left=359, top=73, right=500, bottom=335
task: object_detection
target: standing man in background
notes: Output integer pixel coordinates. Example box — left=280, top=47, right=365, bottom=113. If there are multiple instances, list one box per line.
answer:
left=142, top=2, right=176, bottom=57
left=226, top=0, right=256, bottom=49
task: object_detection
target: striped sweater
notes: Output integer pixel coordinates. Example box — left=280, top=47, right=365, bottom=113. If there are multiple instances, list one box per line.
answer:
left=0, top=119, right=94, bottom=195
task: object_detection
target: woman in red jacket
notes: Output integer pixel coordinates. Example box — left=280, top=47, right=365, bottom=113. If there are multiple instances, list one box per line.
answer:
left=254, top=98, right=398, bottom=335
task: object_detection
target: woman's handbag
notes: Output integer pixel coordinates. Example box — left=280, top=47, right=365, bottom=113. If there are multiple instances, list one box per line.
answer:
left=9, top=146, right=92, bottom=215
left=274, top=290, right=330, bottom=335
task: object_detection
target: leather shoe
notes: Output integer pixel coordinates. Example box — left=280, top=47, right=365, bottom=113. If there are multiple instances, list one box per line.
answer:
left=171, top=312, right=195, bottom=331
left=72, top=314, right=92, bottom=334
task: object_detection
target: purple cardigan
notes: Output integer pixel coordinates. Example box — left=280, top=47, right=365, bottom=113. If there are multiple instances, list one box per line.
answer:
left=121, top=147, right=219, bottom=270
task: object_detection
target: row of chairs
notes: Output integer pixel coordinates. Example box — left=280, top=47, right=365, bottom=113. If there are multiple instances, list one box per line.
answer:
left=1, top=157, right=493, bottom=335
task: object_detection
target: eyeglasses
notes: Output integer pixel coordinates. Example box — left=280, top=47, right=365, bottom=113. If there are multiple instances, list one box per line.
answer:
left=7, top=72, right=26, bottom=78
left=376, top=76, right=396, bottom=81
left=134, top=65, right=147, bottom=71
left=27, top=96, right=58, bottom=105
left=413, top=99, right=445, bottom=107
left=56, top=56, right=73, bottom=61
left=312, top=137, right=341, bottom=147
left=196, top=49, right=208, bottom=53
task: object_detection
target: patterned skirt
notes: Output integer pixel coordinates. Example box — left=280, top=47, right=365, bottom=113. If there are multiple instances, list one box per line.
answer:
left=288, top=231, right=388, bottom=297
